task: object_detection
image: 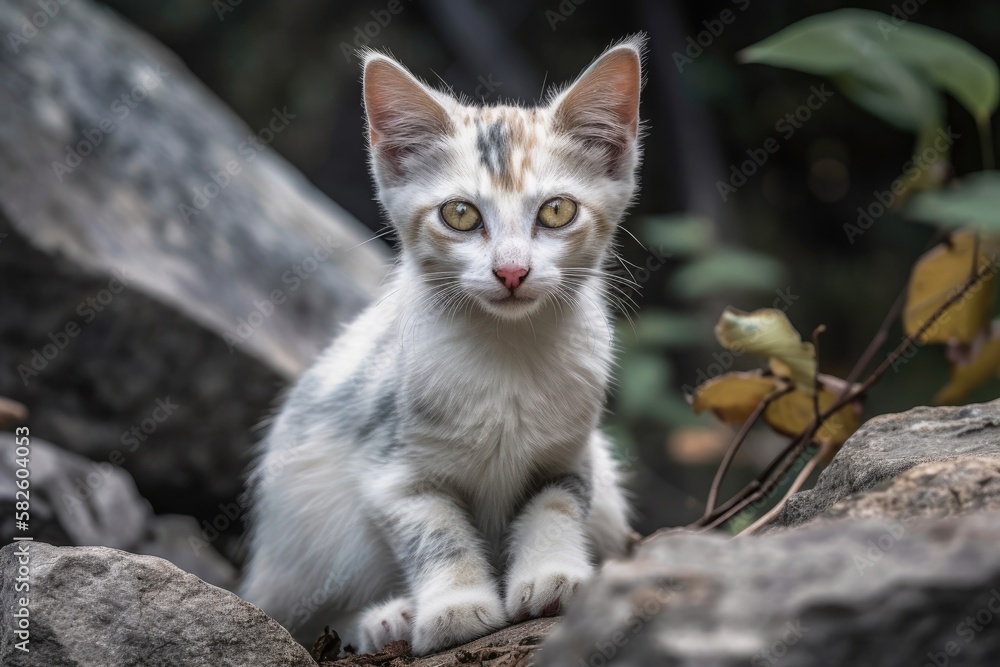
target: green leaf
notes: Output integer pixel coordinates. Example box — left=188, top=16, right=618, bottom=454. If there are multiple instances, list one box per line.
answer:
left=874, top=16, right=999, bottom=124
left=905, top=171, right=1000, bottom=230
left=832, top=68, right=942, bottom=134
left=739, top=9, right=998, bottom=131
left=672, top=251, right=785, bottom=300
left=639, top=215, right=714, bottom=257
left=739, top=10, right=939, bottom=133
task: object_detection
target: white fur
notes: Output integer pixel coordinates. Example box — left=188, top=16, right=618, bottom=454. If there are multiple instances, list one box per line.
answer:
left=240, top=36, right=645, bottom=656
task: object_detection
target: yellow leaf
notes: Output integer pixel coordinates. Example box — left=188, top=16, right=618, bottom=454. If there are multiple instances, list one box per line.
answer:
left=715, top=307, right=816, bottom=393
left=764, top=378, right=862, bottom=448
left=690, top=371, right=785, bottom=425
left=934, top=324, right=1000, bottom=405
left=903, top=230, right=996, bottom=345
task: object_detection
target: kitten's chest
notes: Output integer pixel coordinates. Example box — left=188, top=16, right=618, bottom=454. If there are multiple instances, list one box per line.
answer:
left=400, top=319, right=610, bottom=459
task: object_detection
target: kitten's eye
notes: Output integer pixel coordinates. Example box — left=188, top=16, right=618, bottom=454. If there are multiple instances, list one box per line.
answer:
left=537, top=197, right=578, bottom=229
left=440, top=200, right=483, bottom=231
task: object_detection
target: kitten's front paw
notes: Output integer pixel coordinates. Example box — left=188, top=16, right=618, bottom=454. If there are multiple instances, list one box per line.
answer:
left=358, top=597, right=414, bottom=654
left=411, top=585, right=505, bottom=655
left=505, top=558, right=593, bottom=622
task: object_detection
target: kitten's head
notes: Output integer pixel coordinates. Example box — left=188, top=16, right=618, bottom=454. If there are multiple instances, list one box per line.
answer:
left=363, top=36, right=644, bottom=321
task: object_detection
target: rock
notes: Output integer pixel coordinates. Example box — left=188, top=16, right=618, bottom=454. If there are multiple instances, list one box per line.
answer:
left=0, top=542, right=315, bottom=667
left=539, top=513, right=1000, bottom=667
left=771, top=400, right=1000, bottom=529
left=0, top=434, right=236, bottom=588
left=0, top=0, right=388, bottom=518
left=818, top=457, right=1000, bottom=524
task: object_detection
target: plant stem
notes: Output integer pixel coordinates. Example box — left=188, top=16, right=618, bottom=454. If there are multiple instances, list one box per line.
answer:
left=700, top=384, right=793, bottom=522
left=692, top=258, right=995, bottom=532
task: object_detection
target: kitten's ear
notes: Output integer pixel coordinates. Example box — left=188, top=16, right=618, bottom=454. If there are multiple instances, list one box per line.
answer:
left=551, top=36, right=644, bottom=177
left=363, top=53, right=452, bottom=176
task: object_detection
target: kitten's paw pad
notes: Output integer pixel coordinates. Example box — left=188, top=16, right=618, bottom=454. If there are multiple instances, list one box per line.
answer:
left=358, top=597, right=414, bottom=654
left=412, top=586, right=505, bottom=655
left=505, top=562, right=593, bottom=621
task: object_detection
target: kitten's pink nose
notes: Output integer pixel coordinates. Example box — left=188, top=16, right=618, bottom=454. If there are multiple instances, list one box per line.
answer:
left=494, top=266, right=529, bottom=290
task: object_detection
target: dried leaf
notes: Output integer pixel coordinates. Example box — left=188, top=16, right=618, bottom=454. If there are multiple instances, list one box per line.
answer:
left=311, top=626, right=341, bottom=663
left=903, top=229, right=996, bottom=344
left=764, top=377, right=863, bottom=447
left=934, top=323, right=1000, bottom=404
left=715, top=307, right=816, bottom=392
left=689, top=371, right=785, bottom=425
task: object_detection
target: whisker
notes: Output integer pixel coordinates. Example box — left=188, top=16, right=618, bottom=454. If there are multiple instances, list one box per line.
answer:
left=344, top=227, right=395, bottom=252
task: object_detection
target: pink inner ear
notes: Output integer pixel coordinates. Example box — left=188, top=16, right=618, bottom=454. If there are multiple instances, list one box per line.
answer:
left=363, top=58, right=450, bottom=152
left=555, top=47, right=642, bottom=143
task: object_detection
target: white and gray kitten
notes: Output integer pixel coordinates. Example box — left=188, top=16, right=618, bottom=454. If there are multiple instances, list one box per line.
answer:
left=240, top=36, right=644, bottom=655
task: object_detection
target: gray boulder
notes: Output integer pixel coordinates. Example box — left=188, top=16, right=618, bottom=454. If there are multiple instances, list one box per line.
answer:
left=0, top=542, right=315, bottom=667
left=0, top=0, right=388, bottom=518
left=771, top=400, right=1000, bottom=529
left=539, top=513, right=1000, bottom=667
left=0, top=433, right=236, bottom=588
left=536, top=399, right=1000, bottom=666
left=817, top=456, right=1000, bottom=524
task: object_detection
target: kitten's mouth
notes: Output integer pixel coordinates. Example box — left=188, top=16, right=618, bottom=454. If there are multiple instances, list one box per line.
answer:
left=491, top=293, right=535, bottom=305
left=479, top=292, right=543, bottom=319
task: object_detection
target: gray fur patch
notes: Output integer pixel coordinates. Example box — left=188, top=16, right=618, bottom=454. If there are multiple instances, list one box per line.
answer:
left=476, top=119, right=510, bottom=182
left=547, top=472, right=593, bottom=515
left=358, top=389, right=398, bottom=442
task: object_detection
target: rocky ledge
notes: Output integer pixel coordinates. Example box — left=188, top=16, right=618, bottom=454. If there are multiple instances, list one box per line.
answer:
left=4, top=400, right=1000, bottom=666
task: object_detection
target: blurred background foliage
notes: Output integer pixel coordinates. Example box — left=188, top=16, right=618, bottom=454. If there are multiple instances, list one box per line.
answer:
left=95, top=0, right=1000, bottom=533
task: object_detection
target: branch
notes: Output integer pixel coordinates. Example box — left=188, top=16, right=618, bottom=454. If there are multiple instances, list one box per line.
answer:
left=692, top=256, right=995, bottom=532
left=736, top=450, right=822, bottom=536
left=700, top=384, right=794, bottom=522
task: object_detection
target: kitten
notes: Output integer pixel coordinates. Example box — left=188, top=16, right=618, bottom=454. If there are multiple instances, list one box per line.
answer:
left=240, top=36, right=645, bottom=656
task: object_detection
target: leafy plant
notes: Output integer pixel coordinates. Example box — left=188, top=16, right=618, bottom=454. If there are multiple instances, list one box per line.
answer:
left=739, top=8, right=998, bottom=177
left=680, top=10, right=1000, bottom=534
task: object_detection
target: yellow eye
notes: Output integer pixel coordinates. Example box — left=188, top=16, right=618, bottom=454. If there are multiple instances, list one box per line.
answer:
left=440, top=200, right=483, bottom=231
left=537, top=197, right=578, bottom=229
